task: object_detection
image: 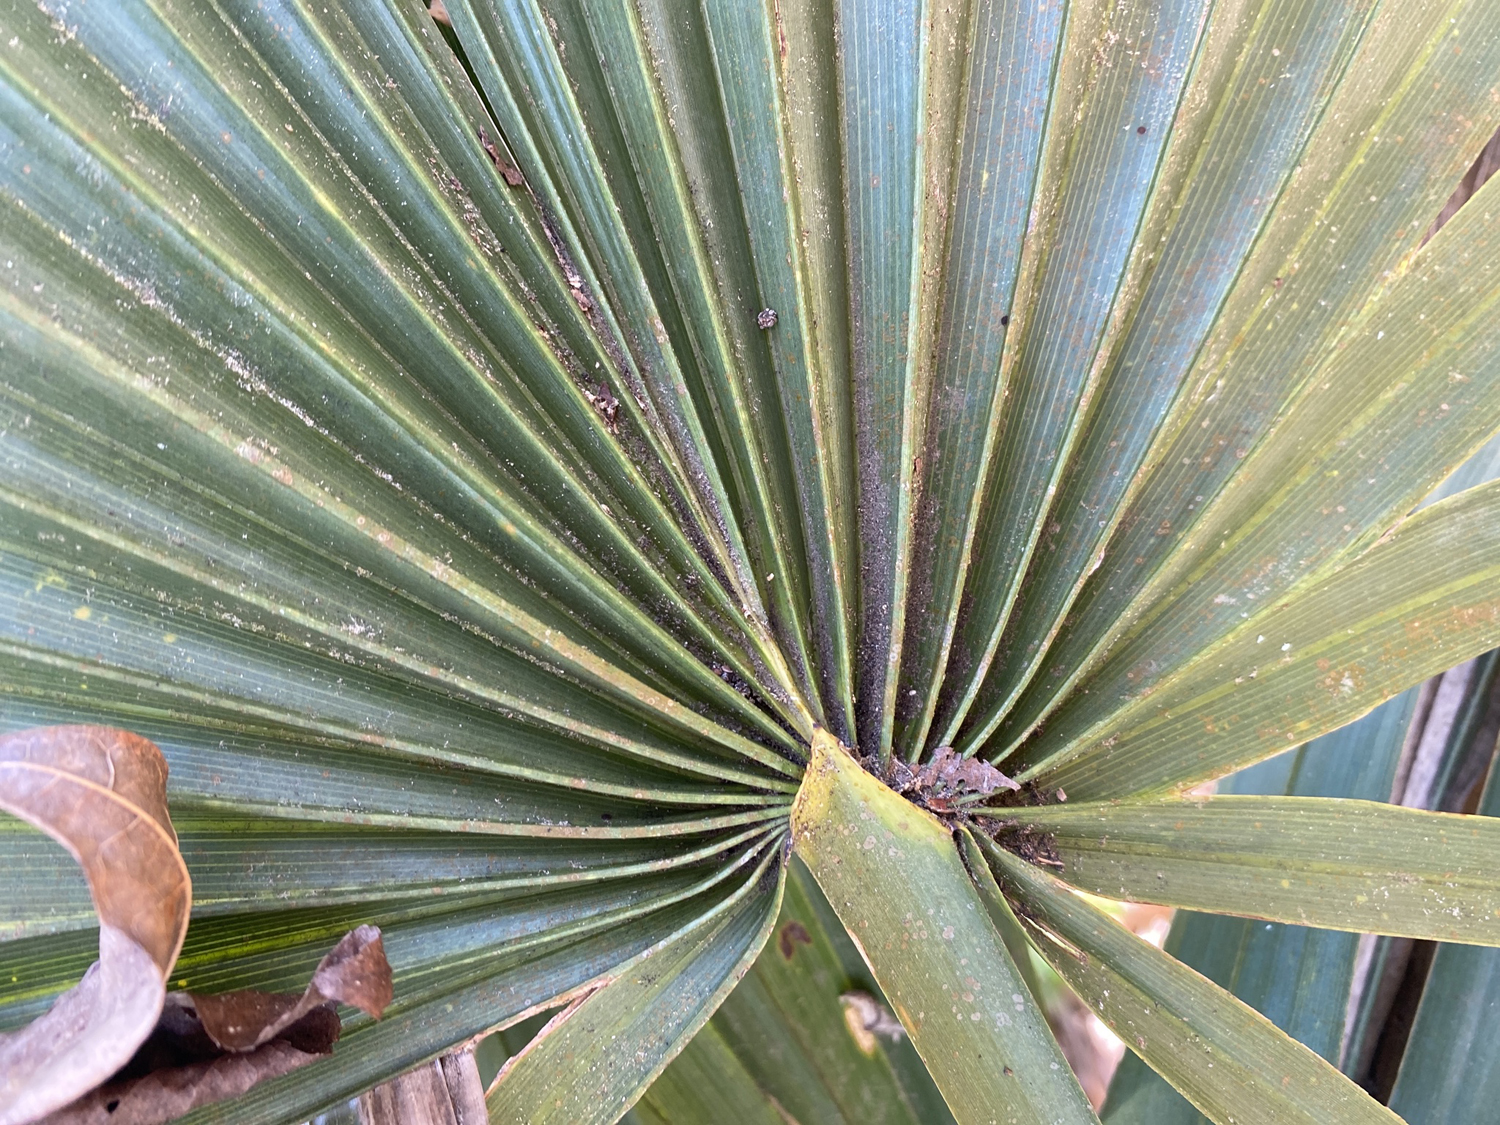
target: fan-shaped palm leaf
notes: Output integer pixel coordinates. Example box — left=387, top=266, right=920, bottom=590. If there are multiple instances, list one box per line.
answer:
left=4, top=0, right=1500, bottom=1121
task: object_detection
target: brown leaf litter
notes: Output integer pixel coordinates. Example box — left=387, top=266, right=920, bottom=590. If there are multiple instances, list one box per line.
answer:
left=0, top=725, right=391, bottom=1125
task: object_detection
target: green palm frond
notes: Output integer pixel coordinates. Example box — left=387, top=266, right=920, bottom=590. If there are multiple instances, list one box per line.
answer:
left=4, top=0, right=1500, bottom=1122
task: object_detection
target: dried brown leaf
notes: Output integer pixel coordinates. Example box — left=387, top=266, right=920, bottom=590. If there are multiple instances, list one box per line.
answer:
left=42, top=926, right=391, bottom=1125
left=0, top=726, right=188, bottom=967
left=190, top=924, right=392, bottom=1051
left=0, top=727, right=190, bottom=1125
left=478, top=126, right=525, bottom=188
left=42, top=1041, right=327, bottom=1125
left=917, top=746, right=1022, bottom=797
left=872, top=745, right=1021, bottom=815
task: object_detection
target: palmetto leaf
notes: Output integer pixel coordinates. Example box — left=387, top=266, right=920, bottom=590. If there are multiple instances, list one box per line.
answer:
left=989, top=840, right=1403, bottom=1125
left=792, top=732, right=1099, bottom=1122
left=1100, top=680, right=1420, bottom=1123
left=1002, top=795, right=1500, bottom=943
left=486, top=857, right=780, bottom=1124
left=5, top=0, right=1500, bottom=1121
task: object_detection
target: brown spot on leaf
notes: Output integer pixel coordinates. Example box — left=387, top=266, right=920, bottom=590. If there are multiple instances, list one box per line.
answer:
left=777, top=920, right=813, bottom=960
left=478, top=126, right=524, bottom=188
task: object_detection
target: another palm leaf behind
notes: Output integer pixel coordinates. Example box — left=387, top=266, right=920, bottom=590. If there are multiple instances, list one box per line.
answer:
left=3, top=0, right=1500, bottom=1122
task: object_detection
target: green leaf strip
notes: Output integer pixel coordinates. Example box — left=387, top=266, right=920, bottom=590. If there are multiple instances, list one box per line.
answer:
left=1, top=817, right=782, bottom=936
left=485, top=850, right=783, bottom=1125
left=994, top=0, right=1500, bottom=759
left=999, top=794, right=1500, bottom=945
left=445, top=0, right=819, bottom=722
left=1009, top=170, right=1500, bottom=777
left=953, top=0, right=1378, bottom=753
left=982, top=838, right=1401, bottom=1125
left=1032, top=477, right=1500, bottom=797
left=930, top=0, right=1212, bottom=753
left=890, top=0, right=1066, bottom=757
left=1387, top=751, right=1500, bottom=1121
left=668, top=856, right=957, bottom=1125
left=792, top=731, right=1098, bottom=1125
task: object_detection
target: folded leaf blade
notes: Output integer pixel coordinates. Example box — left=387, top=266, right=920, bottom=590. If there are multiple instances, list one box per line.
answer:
left=998, top=0, right=1500, bottom=757
left=486, top=855, right=782, bottom=1125
left=1036, top=478, right=1500, bottom=796
left=791, top=731, right=1098, bottom=1125
left=985, top=839, right=1401, bottom=1125
left=1006, top=795, right=1500, bottom=944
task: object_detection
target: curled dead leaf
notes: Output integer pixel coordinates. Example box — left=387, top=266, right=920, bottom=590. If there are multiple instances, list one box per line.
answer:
left=0, top=727, right=190, bottom=1125
left=918, top=746, right=1022, bottom=797
left=190, top=924, right=392, bottom=1052
left=0, top=727, right=391, bottom=1124
left=45, top=1039, right=332, bottom=1125
left=43, top=927, right=393, bottom=1125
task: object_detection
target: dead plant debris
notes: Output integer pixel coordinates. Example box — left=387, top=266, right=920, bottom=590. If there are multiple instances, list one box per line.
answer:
left=0, top=726, right=191, bottom=1125
left=838, top=992, right=905, bottom=1055
left=865, top=745, right=1021, bottom=816
left=42, top=926, right=392, bottom=1125
left=0, top=726, right=392, bottom=1125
